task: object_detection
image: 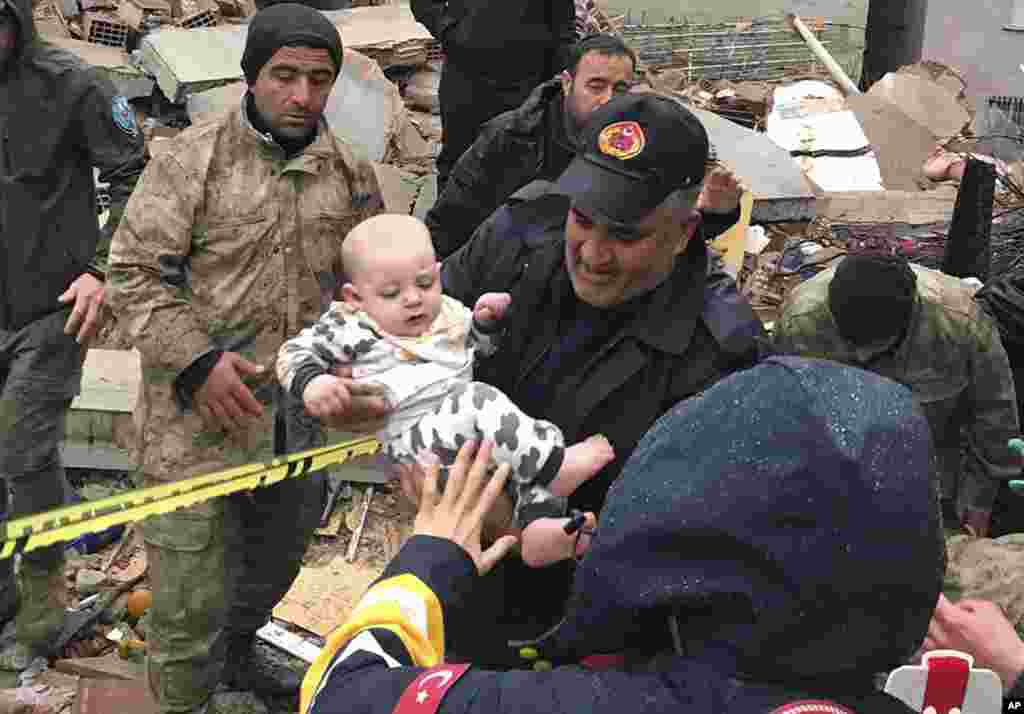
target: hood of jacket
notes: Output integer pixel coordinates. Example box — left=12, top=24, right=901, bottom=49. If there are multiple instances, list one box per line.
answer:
left=548, top=356, right=943, bottom=688
left=1, top=0, right=37, bottom=70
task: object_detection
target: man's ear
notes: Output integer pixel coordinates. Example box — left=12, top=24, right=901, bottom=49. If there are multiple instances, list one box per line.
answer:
left=341, top=283, right=361, bottom=306
left=560, top=70, right=573, bottom=96
left=674, top=210, right=702, bottom=256
left=433, top=261, right=442, bottom=279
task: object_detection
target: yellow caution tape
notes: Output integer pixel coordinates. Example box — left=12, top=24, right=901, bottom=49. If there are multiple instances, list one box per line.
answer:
left=0, top=436, right=381, bottom=560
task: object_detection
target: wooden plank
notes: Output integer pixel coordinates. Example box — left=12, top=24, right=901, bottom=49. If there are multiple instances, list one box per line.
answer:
left=72, top=349, right=140, bottom=414
left=57, top=653, right=145, bottom=681
left=273, top=551, right=381, bottom=637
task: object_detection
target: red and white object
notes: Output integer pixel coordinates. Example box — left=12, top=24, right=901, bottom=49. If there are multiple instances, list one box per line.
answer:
left=885, top=650, right=1002, bottom=714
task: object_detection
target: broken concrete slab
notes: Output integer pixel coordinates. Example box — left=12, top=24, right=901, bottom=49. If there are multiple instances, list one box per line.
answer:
left=691, top=107, right=817, bottom=223
left=867, top=72, right=971, bottom=142
left=819, top=184, right=960, bottom=224
left=325, top=5, right=434, bottom=68
left=140, top=25, right=247, bottom=103
left=372, top=163, right=419, bottom=214
left=72, top=677, right=157, bottom=714
left=183, top=48, right=403, bottom=162
left=185, top=80, right=245, bottom=124
left=845, top=93, right=936, bottom=191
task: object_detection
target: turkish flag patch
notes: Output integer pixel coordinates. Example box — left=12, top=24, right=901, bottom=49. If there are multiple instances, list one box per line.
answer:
left=393, top=664, right=471, bottom=714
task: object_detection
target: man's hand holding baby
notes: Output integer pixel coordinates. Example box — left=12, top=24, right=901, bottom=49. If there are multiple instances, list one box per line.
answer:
left=302, top=374, right=352, bottom=419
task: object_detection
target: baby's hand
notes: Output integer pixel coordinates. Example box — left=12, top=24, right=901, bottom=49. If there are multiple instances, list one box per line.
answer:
left=473, top=292, right=511, bottom=325
left=303, top=375, right=351, bottom=419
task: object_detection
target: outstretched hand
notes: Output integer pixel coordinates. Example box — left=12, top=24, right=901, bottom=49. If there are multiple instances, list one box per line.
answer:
left=923, top=594, right=1024, bottom=693
left=412, top=440, right=518, bottom=575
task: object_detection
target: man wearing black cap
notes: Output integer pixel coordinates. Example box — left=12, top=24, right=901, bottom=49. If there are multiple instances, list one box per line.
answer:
left=107, top=4, right=383, bottom=712
left=299, top=357, right=944, bottom=714
left=0, top=0, right=145, bottom=670
left=775, top=254, right=1019, bottom=537
left=407, top=92, right=763, bottom=666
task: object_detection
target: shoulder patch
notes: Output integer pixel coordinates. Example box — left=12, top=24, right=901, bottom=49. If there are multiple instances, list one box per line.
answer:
left=112, top=95, right=139, bottom=138
left=393, top=664, right=471, bottom=714
left=770, top=700, right=857, bottom=714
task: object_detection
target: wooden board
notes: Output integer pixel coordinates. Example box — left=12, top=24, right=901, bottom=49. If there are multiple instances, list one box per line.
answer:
left=819, top=185, right=960, bottom=225
left=272, top=551, right=381, bottom=637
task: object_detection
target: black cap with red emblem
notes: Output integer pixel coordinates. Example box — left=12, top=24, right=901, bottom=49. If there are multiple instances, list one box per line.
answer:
left=555, top=92, right=709, bottom=230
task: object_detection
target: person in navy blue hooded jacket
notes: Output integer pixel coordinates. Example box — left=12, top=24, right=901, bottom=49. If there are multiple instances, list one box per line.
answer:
left=298, top=355, right=945, bottom=714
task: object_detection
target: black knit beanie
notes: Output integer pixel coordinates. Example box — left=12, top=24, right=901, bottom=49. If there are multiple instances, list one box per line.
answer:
left=828, top=255, right=918, bottom=346
left=241, top=3, right=343, bottom=84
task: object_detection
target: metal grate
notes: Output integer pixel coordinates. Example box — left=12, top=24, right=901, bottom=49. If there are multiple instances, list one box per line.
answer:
left=988, top=96, right=1024, bottom=129
left=621, top=18, right=855, bottom=82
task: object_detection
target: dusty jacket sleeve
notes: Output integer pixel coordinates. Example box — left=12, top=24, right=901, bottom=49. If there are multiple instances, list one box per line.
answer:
left=426, top=126, right=533, bottom=260
left=276, top=306, right=375, bottom=401
left=106, top=152, right=212, bottom=376
left=77, top=71, right=147, bottom=276
left=959, top=308, right=1021, bottom=515
left=410, top=0, right=454, bottom=42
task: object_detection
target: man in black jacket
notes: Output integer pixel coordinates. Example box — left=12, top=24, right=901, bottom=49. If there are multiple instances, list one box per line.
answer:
left=0, top=0, right=144, bottom=666
left=410, top=0, right=576, bottom=195
left=427, top=33, right=637, bottom=259
left=419, top=92, right=765, bottom=667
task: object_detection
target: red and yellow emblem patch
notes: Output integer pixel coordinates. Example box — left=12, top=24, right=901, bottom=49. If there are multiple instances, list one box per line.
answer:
left=597, top=121, right=646, bottom=160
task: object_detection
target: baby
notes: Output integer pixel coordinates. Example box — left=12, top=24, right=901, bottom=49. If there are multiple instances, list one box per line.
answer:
left=276, top=214, right=614, bottom=566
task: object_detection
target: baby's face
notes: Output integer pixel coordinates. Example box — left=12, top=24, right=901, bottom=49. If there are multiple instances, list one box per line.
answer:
left=347, top=244, right=442, bottom=337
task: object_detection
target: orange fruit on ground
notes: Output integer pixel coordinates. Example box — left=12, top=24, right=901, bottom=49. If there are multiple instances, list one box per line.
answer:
left=126, top=589, right=152, bottom=619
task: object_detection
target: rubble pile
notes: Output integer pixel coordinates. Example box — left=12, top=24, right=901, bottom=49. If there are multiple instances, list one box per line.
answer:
left=680, top=58, right=1024, bottom=324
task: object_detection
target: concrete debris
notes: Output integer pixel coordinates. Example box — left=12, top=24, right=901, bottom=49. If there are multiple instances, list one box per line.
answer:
left=325, top=5, right=435, bottom=69
left=72, top=677, right=157, bottom=714
left=207, top=690, right=269, bottom=714
left=867, top=71, right=971, bottom=142
left=689, top=106, right=817, bottom=223
left=74, top=570, right=106, bottom=597
left=140, top=25, right=248, bottom=103
left=845, top=93, right=935, bottom=192
left=404, top=64, right=440, bottom=114
left=372, top=163, right=419, bottom=214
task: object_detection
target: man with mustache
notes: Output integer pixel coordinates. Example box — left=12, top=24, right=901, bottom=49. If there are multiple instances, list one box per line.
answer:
left=107, top=5, right=384, bottom=712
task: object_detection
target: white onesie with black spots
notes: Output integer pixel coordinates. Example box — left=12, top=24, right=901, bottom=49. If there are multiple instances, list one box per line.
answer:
left=276, top=295, right=567, bottom=527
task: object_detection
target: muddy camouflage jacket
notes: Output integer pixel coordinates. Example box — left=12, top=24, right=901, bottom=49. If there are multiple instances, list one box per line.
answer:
left=0, top=0, right=145, bottom=330
left=107, top=101, right=384, bottom=479
left=775, top=263, right=1020, bottom=516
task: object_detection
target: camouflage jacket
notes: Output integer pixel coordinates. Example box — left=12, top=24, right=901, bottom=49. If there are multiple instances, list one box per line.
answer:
left=107, top=101, right=384, bottom=480
left=775, top=263, right=1020, bottom=515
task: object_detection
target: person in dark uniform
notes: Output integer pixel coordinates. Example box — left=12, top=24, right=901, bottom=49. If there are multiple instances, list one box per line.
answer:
left=329, top=92, right=767, bottom=669
left=0, top=0, right=145, bottom=668
left=410, top=0, right=576, bottom=195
